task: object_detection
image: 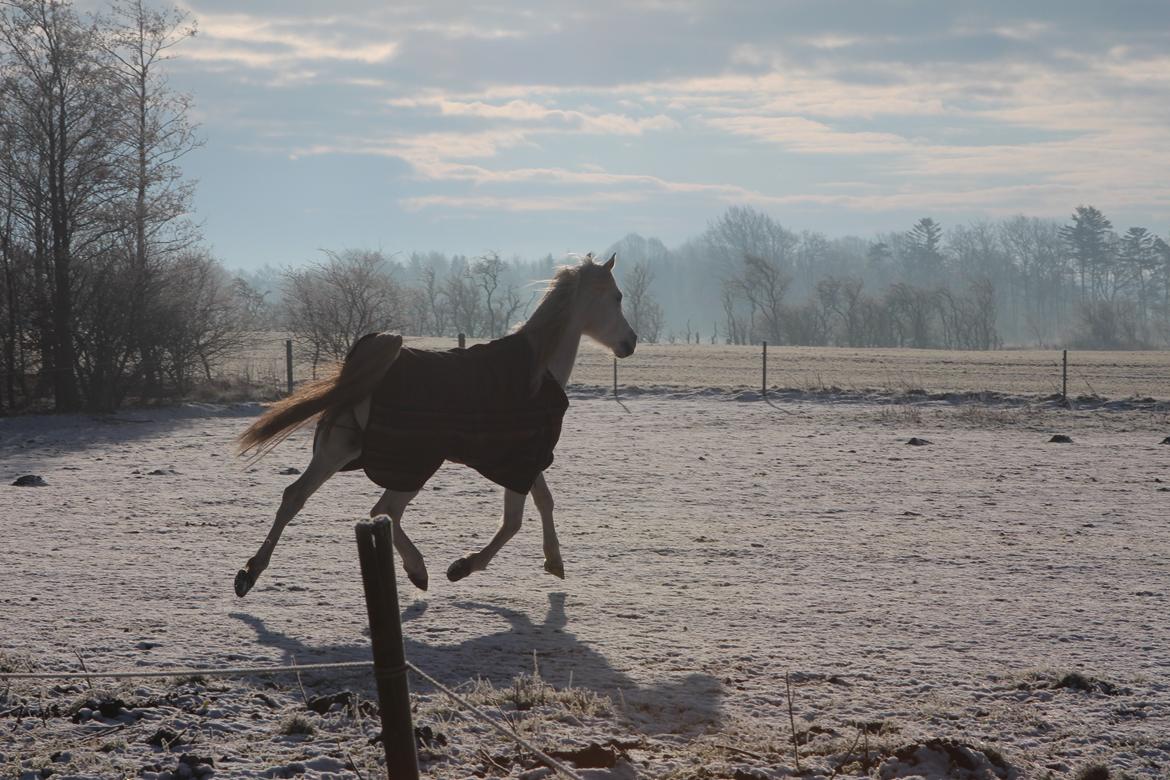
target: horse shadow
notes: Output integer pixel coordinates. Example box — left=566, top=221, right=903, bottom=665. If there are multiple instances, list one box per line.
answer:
left=230, top=592, right=722, bottom=736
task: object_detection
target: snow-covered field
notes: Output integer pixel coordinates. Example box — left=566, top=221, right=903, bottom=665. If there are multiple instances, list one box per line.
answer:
left=2, top=389, right=1169, bottom=778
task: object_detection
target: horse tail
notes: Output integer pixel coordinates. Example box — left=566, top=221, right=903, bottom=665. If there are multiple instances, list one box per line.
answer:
left=237, top=332, right=403, bottom=459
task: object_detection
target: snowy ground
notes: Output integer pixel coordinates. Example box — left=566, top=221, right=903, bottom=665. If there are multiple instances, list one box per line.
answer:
left=2, top=391, right=1169, bottom=779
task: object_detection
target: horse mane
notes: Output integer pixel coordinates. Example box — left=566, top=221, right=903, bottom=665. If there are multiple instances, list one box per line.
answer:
left=517, top=255, right=604, bottom=388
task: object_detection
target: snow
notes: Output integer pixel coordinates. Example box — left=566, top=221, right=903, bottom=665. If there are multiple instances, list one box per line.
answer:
left=2, top=392, right=1168, bottom=778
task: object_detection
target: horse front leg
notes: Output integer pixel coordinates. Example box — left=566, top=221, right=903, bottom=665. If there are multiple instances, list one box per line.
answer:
left=447, top=488, right=526, bottom=582
left=235, top=417, right=361, bottom=597
left=370, top=489, right=427, bottom=591
left=531, top=472, right=564, bottom=579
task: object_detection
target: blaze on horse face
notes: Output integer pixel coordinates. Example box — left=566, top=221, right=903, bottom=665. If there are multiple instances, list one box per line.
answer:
left=584, top=253, right=638, bottom=358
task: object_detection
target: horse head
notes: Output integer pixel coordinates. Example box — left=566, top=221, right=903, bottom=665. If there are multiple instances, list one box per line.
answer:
left=581, top=253, right=637, bottom=358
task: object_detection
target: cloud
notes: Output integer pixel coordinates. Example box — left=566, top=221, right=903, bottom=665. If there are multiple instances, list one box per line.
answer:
left=163, top=0, right=1170, bottom=258
left=291, top=128, right=533, bottom=168
left=400, top=192, right=650, bottom=213
left=705, top=115, right=914, bottom=155
left=438, top=100, right=679, bottom=134
left=388, top=97, right=679, bottom=135
left=185, top=11, right=399, bottom=67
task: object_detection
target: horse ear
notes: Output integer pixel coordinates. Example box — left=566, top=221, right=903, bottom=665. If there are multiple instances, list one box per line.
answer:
left=603, top=253, right=616, bottom=271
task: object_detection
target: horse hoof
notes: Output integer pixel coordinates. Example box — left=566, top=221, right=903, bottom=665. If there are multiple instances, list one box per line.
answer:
left=408, top=570, right=429, bottom=591
left=544, top=560, right=565, bottom=579
left=234, top=568, right=254, bottom=597
left=446, top=557, right=474, bottom=582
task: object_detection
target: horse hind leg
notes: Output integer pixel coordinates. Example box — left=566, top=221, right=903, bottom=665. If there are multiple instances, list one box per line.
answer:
left=370, top=489, right=427, bottom=591
left=447, top=488, right=526, bottom=582
left=531, top=473, right=564, bottom=579
left=234, top=416, right=362, bottom=597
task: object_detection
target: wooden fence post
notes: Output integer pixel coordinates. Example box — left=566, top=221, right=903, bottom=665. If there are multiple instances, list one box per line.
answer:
left=285, top=339, right=294, bottom=395
left=613, top=357, right=618, bottom=398
left=1062, top=349, right=1068, bottom=402
left=355, top=517, right=419, bottom=780
left=762, top=341, right=767, bottom=397
left=458, top=333, right=466, bottom=349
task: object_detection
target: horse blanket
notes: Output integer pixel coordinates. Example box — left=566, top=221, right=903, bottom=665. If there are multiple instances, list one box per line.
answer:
left=344, top=333, right=569, bottom=494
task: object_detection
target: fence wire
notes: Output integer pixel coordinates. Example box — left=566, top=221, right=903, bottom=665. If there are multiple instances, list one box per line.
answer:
left=0, top=657, right=585, bottom=779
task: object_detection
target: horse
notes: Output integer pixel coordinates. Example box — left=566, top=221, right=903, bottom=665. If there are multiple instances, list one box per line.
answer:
left=233, top=253, right=637, bottom=597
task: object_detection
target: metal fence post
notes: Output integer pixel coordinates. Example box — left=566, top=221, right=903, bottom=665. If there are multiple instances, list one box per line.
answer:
left=355, top=517, right=419, bottom=780
left=285, top=339, right=294, bottom=395
left=1062, top=349, right=1068, bottom=402
left=762, top=340, right=768, bottom=397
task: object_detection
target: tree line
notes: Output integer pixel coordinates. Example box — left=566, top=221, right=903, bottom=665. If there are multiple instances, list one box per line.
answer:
left=243, top=248, right=664, bottom=378
left=0, top=0, right=258, bottom=413
left=694, top=206, right=1170, bottom=351
left=244, top=197, right=1168, bottom=375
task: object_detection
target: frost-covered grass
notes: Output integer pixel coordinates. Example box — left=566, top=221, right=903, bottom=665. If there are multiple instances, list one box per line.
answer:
left=3, top=396, right=1169, bottom=777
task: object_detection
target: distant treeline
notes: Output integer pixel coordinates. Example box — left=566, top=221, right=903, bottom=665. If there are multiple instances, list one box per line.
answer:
left=241, top=200, right=1168, bottom=369
left=660, top=205, right=1170, bottom=352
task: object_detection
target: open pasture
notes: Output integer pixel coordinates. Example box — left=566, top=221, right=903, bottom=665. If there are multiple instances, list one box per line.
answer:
left=2, top=393, right=1169, bottom=778
left=574, top=343, right=1170, bottom=401
left=229, top=335, right=1170, bottom=402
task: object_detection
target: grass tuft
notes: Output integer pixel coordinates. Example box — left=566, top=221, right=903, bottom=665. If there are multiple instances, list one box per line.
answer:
left=278, top=713, right=316, bottom=737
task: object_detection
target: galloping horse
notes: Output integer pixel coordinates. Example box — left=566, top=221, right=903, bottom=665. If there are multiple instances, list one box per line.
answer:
left=234, top=254, right=637, bottom=596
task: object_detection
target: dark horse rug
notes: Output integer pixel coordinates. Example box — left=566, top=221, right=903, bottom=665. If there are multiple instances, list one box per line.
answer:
left=340, top=333, right=569, bottom=494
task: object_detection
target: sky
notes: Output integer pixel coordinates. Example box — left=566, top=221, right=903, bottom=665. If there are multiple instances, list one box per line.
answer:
left=141, top=0, right=1170, bottom=269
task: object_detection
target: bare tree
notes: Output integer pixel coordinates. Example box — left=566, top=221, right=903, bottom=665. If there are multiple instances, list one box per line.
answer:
left=1001, top=215, right=1067, bottom=345
left=741, top=253, right=791, bottom=343
left=885, top=283, right=933, bottom=348
left=103, top=0, right=197, bottom=254
left=138, top=251, right=247, bottom=394
left=473, top=251, right=512, bottom=338
left=855, top=296, right=892, bottom=347
left=963, top=278, right=999, bottom=350
left=704, top=205, right=797, bottom=276
left=720, top=281, right=749, bottom=345
left=282, top=249, right=402, bottom=374
left=101, top=0, right=198, bottom=390
left=0, top=0, right=120, bottom=410
left=497, top=283, right=527, bottom=336
left=418, top=264, right=447, bottom=335
left=622, top=260, right=665, bottom=343
left=73, top=245, right=140, bottom=409
left=0, top=150, right=30, bottom=409
left=783, top=299, right=829, bottom=346
left=62, top=0, right=199, bottom=407
left=401, top=284, right=431, bottom=336
left=443, top=262, right=482, bottom=338
left=815, top=275, right=865, bottom=346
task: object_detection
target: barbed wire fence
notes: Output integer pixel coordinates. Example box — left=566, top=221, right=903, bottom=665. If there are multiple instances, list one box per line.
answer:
left=0, top=517, right=585, bottom=780
left=0, top=660, right=583, bottom=780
